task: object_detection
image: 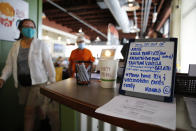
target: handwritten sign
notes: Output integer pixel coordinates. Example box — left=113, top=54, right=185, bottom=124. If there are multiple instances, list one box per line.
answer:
left=120, top=39, right=177, bottom=100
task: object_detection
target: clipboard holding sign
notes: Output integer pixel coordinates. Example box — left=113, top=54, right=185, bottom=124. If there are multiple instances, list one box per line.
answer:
left=119, top=38, right=177, bottom=102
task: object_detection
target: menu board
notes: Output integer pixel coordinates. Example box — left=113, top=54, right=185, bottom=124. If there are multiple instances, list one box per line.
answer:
left=119, top=38, right=177, bottom=102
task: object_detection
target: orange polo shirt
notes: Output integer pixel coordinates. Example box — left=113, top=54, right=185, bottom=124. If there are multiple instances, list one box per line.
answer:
left=69, top=48, right=95, bottom=77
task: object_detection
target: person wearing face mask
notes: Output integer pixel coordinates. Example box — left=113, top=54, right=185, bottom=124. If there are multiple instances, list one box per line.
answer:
left=69, top=36, right=95, bottom=77
left=0, top=19, right=57, bottom=131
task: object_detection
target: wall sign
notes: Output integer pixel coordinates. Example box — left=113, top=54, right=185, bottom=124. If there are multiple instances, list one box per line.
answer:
left=119, top=38, right=177, bottom=102
left=53, top=43, right=65, bottom=53
left=0, top=0, right=28, bottom=41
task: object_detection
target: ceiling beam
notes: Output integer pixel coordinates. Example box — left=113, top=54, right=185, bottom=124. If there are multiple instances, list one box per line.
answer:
left=58, top=17, right=151, bottom=24
left=62, top=22, right=150, bottom=29
left=74, top=10, right=111, bottom=16
left=156, top=8, right=171, bottom=31
left=137, top=0, right=160, bottom=4
left=154, top=1, right=172, bottom=30
left=49, top=14, right=115, bottom=21
left=44, top=3, right=99, bottom=12
left=66, top=5, right=99, bottom=12
left=46, top=10, right=111, bottom=18
left=45, top=8, right=154, bottom=18
left=61, top=20, right=114, bottom=26
left=156, top=0, right=165, bottom=13
left=46, top=0, right=107, bottom=39
left=47, top=11, right=153, bottom=20
left=148, top=0, right=165, bottom=29
left=43, top=0, right=162, bottom=40
left=42, top=18, right=73, bottom=33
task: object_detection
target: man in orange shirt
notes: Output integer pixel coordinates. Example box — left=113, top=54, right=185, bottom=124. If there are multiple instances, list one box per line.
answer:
left=69, top=36, right=95, bottom=77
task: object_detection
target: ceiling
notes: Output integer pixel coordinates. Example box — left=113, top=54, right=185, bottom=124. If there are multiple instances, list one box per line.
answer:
left=43, top=0, right=172, bottom=41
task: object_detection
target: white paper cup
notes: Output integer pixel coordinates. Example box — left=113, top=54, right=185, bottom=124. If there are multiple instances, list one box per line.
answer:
left=99, top=59, right=119, bottom=88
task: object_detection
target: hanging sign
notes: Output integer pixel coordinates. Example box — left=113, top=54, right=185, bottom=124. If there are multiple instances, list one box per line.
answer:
left=119, top=38, right=177, bottom=102
left=107, top=23, right=119, bottom=45
left=0, top=0, right=28, bottom=41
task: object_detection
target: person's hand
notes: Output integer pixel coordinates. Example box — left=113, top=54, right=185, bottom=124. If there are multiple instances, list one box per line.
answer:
left=0, top=79, right=5, bottom=88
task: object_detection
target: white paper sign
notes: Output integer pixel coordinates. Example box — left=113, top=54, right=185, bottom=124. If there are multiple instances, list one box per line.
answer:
left=122, top=41, right=175, bottom=96
left=96, top=95, right=176, bottom=130
left=0, top=0, right=29, bottom=41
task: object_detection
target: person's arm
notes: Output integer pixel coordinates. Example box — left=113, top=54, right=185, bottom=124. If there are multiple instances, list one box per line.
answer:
left=68, top=52, right=73, bottom=77
left=41, top=41, right=56, bottom=83
left=0, top=47, right=14, bottom=87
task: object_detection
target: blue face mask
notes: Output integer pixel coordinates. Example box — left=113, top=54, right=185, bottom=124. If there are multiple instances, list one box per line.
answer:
left=78, top=43, right=85, bottom=49
left=22, top=27, right=35, bottom=38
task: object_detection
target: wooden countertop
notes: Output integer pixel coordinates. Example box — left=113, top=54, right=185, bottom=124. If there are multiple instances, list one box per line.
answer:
left=40, top=78, right=194, bottom=131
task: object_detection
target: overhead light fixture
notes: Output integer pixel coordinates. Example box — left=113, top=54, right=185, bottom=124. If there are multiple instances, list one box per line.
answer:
left=43, top=35, right=49, bottom=40
left=66, top=39, right=71, bottom=44
left=135, top=33, right=139, bottom=39
left=78, top=28, right=83, bottom=33
left=122, top=0, right=140, bottom=12
left=95, top=36, right=101, bottom=42
left=57, top=36, right=61, bottom=41
left=130, top=26, right=140, bottom=33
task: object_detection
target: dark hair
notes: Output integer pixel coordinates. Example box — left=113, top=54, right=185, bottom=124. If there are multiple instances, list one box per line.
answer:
left=15, top=19, right=36, bottom=40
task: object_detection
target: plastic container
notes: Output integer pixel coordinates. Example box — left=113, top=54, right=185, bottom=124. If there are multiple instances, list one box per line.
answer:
left=75, top=61, right=92, bottom=85
left=99, top=59, right=119, bottom=88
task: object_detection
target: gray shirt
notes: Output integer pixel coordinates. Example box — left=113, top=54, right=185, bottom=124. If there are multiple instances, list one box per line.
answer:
left=17, top=46, right=31, bottom=75
left=17, top=46, right=32, bottom=86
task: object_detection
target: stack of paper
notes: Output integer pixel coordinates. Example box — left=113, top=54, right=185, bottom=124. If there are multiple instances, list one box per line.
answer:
left=95, top=95, right=176, bottom=130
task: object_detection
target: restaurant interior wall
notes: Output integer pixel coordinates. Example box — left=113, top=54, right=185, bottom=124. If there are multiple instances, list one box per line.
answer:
left=180, top=0, right=196, bottom=73
left=42, top=31, right=123, bottom=60
left=44, top=39, right=123, bottom=60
